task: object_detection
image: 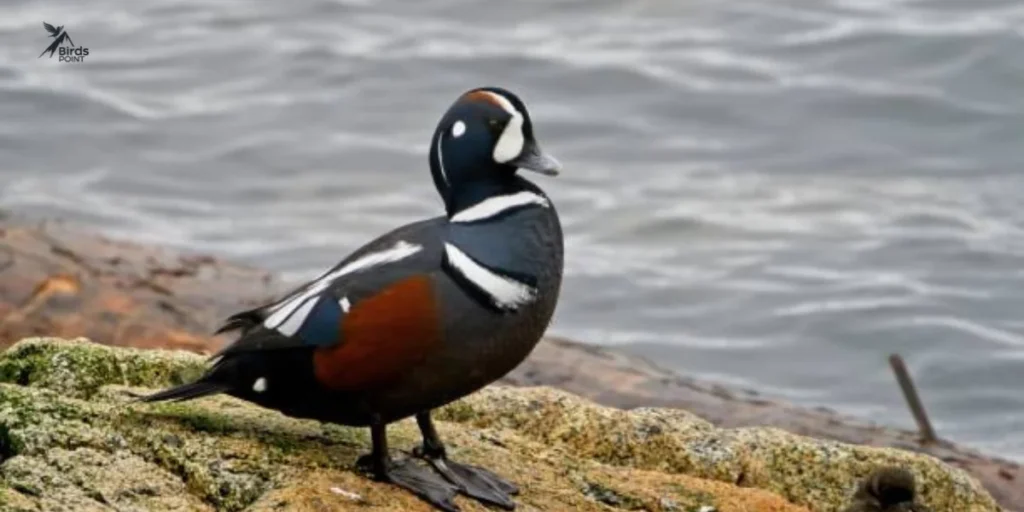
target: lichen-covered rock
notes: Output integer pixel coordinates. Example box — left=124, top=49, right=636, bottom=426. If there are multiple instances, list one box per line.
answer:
left=0, top=337, right=207, bottom=400
left=0, top=338, right=1000, bottom=512
left=437, top=388, right=1001, bottom=512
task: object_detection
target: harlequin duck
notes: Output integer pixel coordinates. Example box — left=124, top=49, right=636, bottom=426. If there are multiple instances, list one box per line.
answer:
left=141, top=87, right=563, bottom=511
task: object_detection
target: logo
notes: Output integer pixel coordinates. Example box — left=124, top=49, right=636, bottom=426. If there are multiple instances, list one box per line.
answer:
left=39, top=22, right=89, bottom=63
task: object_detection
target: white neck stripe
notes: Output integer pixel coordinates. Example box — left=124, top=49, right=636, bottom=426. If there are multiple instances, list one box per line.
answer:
left=450, top=191, right=549, bottom=223
left=436, top=133, right=449, bottom=186
left=444, top=243, right=536, bottom=310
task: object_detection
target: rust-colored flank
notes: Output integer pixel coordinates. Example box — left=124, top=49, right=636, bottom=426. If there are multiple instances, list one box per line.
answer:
left=312, top=275, right=441, bottom=391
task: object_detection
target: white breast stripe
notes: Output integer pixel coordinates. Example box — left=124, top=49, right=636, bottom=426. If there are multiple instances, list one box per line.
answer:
left=444, top=243, right=536, bottom=310
left=450, top=191, right=549, bottom=223
left=263, top=241, right=423, bottom=332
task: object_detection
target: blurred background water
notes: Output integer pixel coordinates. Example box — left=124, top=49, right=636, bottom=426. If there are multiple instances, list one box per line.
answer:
left=1, top=0, right=1022, bottom=458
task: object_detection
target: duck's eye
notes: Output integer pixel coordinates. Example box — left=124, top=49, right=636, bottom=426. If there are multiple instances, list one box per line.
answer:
left=487, top=119, right=504, bottom=136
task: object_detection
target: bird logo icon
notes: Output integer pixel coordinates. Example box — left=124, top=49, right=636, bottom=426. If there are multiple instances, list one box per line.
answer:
left=39, top=22, right=74, bottom=58
left=38, top=22, right=89, bottom=62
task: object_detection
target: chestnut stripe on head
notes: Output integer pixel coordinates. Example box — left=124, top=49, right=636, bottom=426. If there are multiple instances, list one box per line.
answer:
left=463, top=90, right=511, bottom=112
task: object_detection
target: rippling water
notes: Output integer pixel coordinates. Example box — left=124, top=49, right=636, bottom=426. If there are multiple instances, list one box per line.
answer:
left=2, top=0, right=1023, bottom=458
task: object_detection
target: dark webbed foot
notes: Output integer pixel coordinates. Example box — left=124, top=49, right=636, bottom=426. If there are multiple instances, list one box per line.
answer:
left=420, top=455, right=519, bottom=508
left=415, top=412, right=519, bottom=510
left=357, top=454, right=460, bottom=512
left=360, top=421, right=461, bottom=512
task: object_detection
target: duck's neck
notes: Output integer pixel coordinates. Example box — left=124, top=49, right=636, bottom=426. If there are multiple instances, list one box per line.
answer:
left=446, top=177, right=515, bottom=213
left=428, top=131, right=548, bottom=219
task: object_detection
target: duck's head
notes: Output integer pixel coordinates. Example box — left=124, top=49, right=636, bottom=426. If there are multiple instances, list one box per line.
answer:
left=429, top=87, right=561, bottom=213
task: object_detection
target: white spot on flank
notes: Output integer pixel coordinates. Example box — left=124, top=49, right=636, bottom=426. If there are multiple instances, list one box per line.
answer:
left=451, top=120, right=466, bottom=138
left=450, top=191, right=549, bottom=223
left=253, top=377, right=267, bottom=393
left=263, top=241, right=422, bottom=332
left=444, top=243, right=536, bottom=310
left=339, top=296, right=351, bottom=312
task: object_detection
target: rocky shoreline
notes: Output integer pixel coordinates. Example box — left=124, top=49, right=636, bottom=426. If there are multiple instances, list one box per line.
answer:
left=0, top=216, right=1019, bottom=510
left=0, top=337, right=1001, bottom=511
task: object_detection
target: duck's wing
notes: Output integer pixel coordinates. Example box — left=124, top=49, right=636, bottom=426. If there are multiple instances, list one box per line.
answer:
left=213, top=217, right=447, bottom=360
left=141, top=218, right=458, bottom=400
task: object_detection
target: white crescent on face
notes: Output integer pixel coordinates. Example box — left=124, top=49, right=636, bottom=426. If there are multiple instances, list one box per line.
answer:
left=479, top=91, right=526, bottom=164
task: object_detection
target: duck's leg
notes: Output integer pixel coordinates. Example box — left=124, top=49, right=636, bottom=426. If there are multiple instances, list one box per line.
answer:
left=414, top=411, right=518, bottom=510
left=357, top=419, right=461, bottom=512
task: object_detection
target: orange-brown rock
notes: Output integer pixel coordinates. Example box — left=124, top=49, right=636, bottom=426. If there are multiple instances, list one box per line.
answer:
left=0, top=218, right=275, bottom=352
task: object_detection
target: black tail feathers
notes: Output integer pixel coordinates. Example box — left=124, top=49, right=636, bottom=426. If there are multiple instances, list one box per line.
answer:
left=136, top=380, right=228, bottom=403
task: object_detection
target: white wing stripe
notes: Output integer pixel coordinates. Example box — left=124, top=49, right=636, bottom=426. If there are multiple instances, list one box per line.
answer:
left=444, top=243, right=535, bottom=309
left=334, top=240, right=423, bottom=277
left=450, top=191, right=549, bottom=223
left=263, top=288, right=318, bottom=330
left=277, top=296, right=319, bottom=337
left=263, top=240, right=423, bottom=332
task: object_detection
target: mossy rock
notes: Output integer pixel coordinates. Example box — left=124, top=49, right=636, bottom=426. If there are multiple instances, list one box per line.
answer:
left=0, top=338, right=1001, bottom=512
left=0, top=337, right=206, bottom=400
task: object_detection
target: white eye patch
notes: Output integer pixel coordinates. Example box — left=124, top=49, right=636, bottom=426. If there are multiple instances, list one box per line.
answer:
left=452, top=120, right=466, bottom=138
left=493, top=113, right=524, bottom=164
left=475, top=91, right=526, bottom=164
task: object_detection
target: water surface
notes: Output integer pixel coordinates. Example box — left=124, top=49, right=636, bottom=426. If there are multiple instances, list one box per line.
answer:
left=1, top=0, right=1023, bottom=458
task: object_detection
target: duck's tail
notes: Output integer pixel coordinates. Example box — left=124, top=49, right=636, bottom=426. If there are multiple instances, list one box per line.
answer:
left=135, top=380, right=228, bottom=403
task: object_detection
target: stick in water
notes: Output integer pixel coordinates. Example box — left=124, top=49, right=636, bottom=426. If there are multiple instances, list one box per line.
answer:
left=889, top=354, right=937, bottom=443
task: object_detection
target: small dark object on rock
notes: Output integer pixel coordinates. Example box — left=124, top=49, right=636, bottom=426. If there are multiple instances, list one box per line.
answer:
left=844, top=467, right=933, bottom=512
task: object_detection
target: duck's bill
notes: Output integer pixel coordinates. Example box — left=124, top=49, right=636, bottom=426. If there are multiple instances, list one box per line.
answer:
left=512, top=141, right=561, bottom=176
